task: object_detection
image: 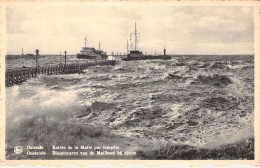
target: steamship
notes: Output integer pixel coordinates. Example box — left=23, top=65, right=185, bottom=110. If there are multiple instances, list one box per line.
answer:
left=77, top=37, right=108, bottom=60
left=122, top=23, right=171, bottom=61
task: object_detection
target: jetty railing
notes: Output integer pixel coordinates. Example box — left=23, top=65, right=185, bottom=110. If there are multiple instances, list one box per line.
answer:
left=5, top=60, right=116, bottom=87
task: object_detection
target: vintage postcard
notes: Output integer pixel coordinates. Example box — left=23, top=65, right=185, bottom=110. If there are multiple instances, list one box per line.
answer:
left=0, top=0, right=259, bottom=166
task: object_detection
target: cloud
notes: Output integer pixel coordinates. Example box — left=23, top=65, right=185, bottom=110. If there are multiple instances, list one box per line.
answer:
left=6, top=5, right=254, bottom=55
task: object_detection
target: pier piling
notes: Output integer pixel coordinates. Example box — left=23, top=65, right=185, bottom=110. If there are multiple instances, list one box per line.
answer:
left=5, top=60, right=116, bottom=87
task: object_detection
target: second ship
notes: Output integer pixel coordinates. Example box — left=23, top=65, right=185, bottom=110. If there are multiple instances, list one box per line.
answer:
left=77, top=37, right=108, bottom=60
left=122, top=23, right=171, bottom=61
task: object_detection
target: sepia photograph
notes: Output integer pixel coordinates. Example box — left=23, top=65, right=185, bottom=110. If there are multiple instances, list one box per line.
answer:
left=1, top=1, right=258, bottom=163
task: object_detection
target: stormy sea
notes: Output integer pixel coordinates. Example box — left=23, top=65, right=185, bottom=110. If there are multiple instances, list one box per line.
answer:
left=5, top=55, right=254, bottom=160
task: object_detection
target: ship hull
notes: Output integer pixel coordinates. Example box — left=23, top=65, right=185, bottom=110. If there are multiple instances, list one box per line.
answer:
left=122, top=55, right=171, bottom=61
left=101, top=55, right=108, bottom=60
left=77, top=54, right=108, bottom=60
left=77, top=54, right=97, bottom=59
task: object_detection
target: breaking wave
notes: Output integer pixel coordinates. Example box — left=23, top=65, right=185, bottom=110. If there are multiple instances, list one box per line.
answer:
left=5, top=54, right=254, bottom=159
left=192, top=74, right=233, bottom=86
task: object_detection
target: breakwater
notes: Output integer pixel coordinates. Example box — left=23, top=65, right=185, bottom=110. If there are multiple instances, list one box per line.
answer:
left=5, top=60, right=116, bottom=87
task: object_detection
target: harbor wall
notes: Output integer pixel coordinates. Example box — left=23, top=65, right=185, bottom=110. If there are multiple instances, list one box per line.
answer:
left=5, top=60, right=116, bottom=87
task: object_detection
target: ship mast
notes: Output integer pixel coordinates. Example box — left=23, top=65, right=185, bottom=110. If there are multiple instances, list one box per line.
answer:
left=130, top=22, right=140, bottom=51
left=99, top=41, right=101, bottom=50
left=135, top=22, right=137, bottom=51
left=21, top=48, right=24, bottom=67
left=127, top=39, right=128, bottom=54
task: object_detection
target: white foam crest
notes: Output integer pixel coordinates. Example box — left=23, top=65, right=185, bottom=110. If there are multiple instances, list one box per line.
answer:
left=6, top=86, right=35, bottom=119
left=6, top=83, right=77, bottom=120
left=154, top=64, right=166, bottom=70
left=227, top=64, right=245, bottom=69
left=39, top=90, right=77, bottom=109
left=6, top=86, right=19, bottom=100
left=141, top=62, right=167, bottom=71
left=96, top=92, right=119, bottom=103
left=84, top=100, right=93, bottom=106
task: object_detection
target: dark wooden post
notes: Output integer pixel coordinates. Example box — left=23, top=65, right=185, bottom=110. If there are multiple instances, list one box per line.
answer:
left=6, top=73, right=9, bottom=86
left=12, top=72, right=15, bottom=84
left=35, top=49, right=39, bottom=76
left=31, top=69, right=34, bottom=77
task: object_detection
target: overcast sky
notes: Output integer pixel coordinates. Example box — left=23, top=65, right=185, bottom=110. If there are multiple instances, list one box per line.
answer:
left=6, top=5, right=254, bottom=55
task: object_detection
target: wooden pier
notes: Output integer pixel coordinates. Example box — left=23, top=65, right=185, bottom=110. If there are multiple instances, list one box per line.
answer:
left=5, top=60, right=116, bottom=87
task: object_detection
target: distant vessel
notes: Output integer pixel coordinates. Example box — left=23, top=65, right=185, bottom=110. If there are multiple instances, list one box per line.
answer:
left=6, top=52, right=35, bottom=59
left=122, top=23, right=171, bottom=61
left=77, top=37, right=108, bottom=60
